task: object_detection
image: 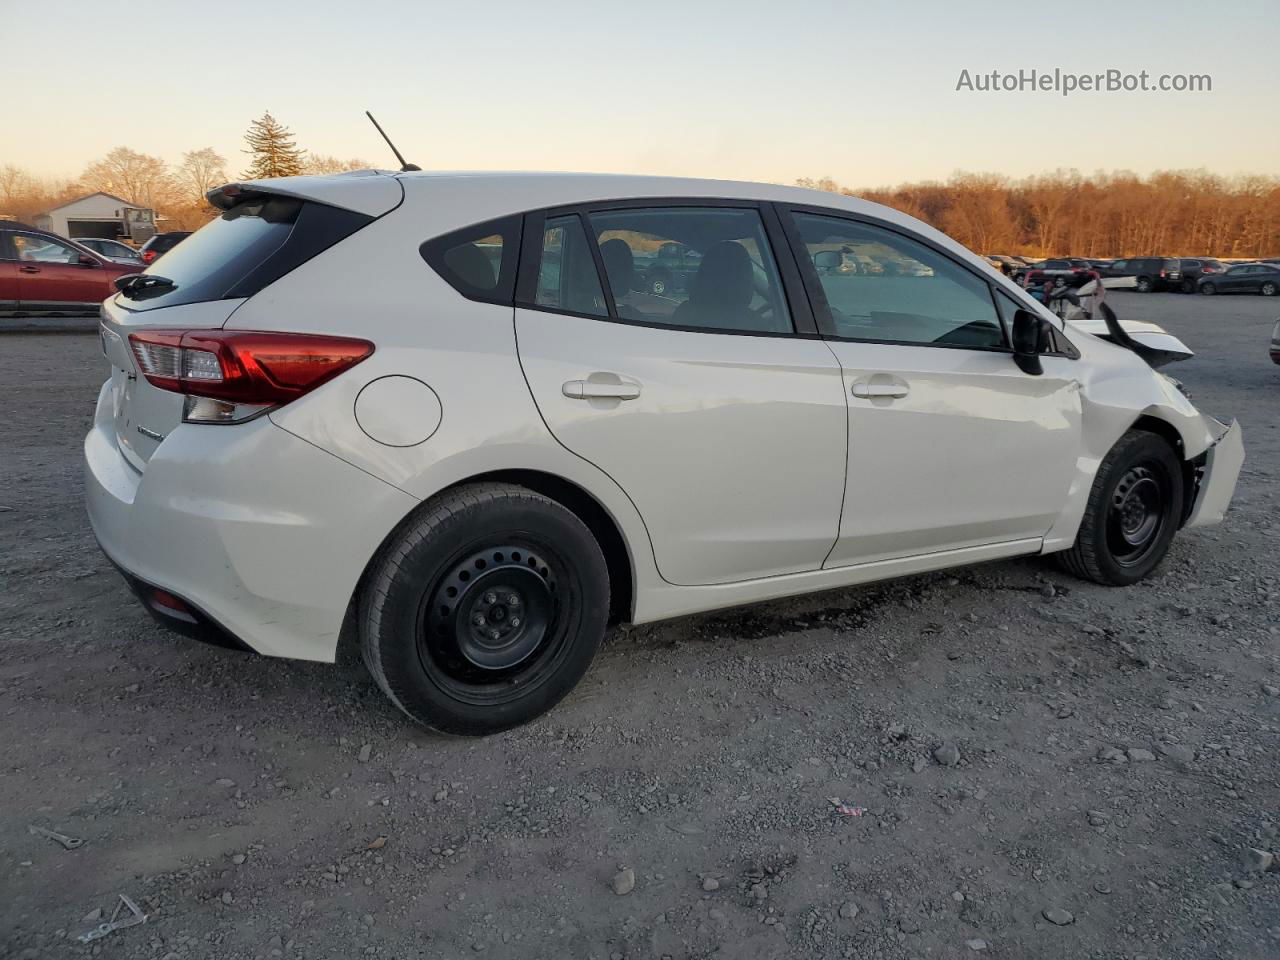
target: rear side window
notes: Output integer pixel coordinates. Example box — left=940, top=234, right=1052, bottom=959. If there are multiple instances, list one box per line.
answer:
left=586, top=206, right=793, bottom=334
left=121, top=197, right=373, bottom=311
left=420, top=215, right=521, bottom=304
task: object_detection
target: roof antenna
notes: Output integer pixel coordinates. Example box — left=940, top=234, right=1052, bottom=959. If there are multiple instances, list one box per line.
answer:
left=365, top=111, right=421, bottom=172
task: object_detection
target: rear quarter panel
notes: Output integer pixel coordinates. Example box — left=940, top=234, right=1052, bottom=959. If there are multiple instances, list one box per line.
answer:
left=225, top=184, right=661, bottom=615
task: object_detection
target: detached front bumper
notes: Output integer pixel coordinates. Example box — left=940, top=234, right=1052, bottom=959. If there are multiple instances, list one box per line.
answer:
left=1185, top=418, right=1244, bottom=528
left=84, top=380, right=418, bottom=662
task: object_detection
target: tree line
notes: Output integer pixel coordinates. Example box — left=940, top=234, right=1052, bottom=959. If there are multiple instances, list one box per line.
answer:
left=0, top=112, right=370, bottom=231
left=796, top=170, right=1280, bottom=259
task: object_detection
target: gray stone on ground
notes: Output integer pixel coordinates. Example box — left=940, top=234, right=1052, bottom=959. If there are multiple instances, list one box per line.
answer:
left=611, top=867, right=635, bottom=895
left=1042, top=906, right=1074, bottom=925
left=1242, top=848, right=1274, bottom=873
left=934, top=742, right=961, bottom=766
left=838, top=901, right=859, bottom=920
left=1126, top=748, right=1156, bottom=762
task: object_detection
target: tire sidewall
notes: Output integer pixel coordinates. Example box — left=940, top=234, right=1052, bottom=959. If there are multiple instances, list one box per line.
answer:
left=367, top=495, right=609, bottom=734
left=1083, top=434, right=1184, bottom=585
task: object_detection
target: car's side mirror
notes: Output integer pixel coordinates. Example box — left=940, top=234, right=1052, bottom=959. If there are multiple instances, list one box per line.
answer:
left=78, top=254, right=100, bottom=267
left=1011, top=308, right=1044, bottom=376
left=813, top=250, right=842, bottom=271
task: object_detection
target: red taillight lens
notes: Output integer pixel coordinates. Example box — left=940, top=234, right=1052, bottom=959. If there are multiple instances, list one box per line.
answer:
left=141, top=250, right=156, bottom=263
left=128, top=329, right=374, bottom=422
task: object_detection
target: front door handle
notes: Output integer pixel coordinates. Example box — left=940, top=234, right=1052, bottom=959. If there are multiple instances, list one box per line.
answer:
left=563, top=379, right=642, bottom=401
left=850, top=382, right=909, bottom=399
left=19, top=265, right=40, bottom=274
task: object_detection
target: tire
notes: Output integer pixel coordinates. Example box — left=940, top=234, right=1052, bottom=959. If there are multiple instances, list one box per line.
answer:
left=360, top=483, right=609, bottom=735
left=1180, top=279, right=1196, bottom=294
left=647, top=271, right=671, bottom=296
left=1200, top=282, right=1216, bottom=295
left=1058, top=430, right=1184, bottom=586
left=1261, top=281, right=1278, bottom=297
left=1135, top=276, right=1153, bottom=293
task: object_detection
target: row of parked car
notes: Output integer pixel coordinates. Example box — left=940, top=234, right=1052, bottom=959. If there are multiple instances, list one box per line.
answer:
left=0, top=223, right=190, bottom=315
left=985, top=254, right=1280, bottom=296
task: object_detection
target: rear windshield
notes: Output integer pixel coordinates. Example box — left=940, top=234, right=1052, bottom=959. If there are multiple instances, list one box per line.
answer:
left=121, top=197, right=372, bottom=310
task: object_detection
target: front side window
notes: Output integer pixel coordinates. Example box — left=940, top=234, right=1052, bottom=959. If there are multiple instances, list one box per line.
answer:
left=586, top=207, right=792, bottom=334
left=792, top=213, right=1005, bottom=348
left=13, top=234, right=80, bottom=264
left=535, top=215, right=607, bottom=317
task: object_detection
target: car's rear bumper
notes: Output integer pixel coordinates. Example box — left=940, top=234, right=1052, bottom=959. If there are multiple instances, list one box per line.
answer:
left=84, top=380, right=418, bottom=662
left=1185, top=418, right=1244, bottom=529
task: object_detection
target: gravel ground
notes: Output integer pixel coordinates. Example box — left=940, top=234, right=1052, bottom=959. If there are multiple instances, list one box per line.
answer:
left=2, top=293, right=1277, bottom=959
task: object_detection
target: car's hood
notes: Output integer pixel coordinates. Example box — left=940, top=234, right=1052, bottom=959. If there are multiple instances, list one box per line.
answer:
left=1068, top=313, right=1194, bottom=367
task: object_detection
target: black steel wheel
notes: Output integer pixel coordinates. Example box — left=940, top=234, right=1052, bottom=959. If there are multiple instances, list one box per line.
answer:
left=361, top=483, right=609, bottom=734
left=420, top=544, right=563, bottom=701
left=1058, top=429, right=1183, bottom=586
left=1106, top=465, right=1166, bottom=568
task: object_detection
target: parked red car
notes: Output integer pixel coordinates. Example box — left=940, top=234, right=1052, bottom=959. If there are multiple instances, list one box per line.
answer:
left=1, top=222, right=141, bottom=315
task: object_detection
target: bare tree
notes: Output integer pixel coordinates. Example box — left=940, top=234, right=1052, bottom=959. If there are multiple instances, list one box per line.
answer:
left=303, top=154, right=374, bottom=175
left=176, top=148, right=229, bottom=206
left=81, top=148, right=174, bottom=209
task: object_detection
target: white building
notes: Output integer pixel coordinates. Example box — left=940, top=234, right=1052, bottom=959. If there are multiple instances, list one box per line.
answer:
left=33, top=192, right=155, bottom=241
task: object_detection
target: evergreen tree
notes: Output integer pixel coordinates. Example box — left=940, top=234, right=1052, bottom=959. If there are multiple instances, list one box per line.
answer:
left=241, top=112, right=305, bottom=180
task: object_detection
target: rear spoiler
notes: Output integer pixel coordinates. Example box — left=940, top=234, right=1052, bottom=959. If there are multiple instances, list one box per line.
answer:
left=206, top=170, right=402, bottom=217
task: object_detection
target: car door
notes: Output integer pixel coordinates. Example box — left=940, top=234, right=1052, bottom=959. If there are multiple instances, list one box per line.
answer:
left=11, top=233, right=108, bottom=308
left=513, top=202, right=848, bottom=586
left=1219, top=266, right=1249, bottom=292
left=780, top=206, right=1082, bottom=568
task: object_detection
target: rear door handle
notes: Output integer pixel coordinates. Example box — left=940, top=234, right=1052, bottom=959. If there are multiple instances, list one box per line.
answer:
left=562, top=379, right=642, bottom=401
left=19, top=265, right=40, bottom=273
left=850, top=382, right=909, bottom=399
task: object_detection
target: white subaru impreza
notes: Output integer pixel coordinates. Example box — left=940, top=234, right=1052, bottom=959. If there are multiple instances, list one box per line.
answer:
left=84, top=170, right=1243, bottom=734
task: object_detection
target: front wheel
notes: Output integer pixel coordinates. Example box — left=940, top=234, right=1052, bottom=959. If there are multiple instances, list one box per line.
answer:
left=360, top=483, right=609, bottom=735
left=1058, top=430, right=1183, bottom=586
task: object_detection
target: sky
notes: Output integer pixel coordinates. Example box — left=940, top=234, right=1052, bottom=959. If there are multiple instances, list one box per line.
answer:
left=3, top=0, right=1277, bottom=188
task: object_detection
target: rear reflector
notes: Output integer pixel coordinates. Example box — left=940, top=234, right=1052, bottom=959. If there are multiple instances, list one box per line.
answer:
left=128, top=329, right=374, bottom=423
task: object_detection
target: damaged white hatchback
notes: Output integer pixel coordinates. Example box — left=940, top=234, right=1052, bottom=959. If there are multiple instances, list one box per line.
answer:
left=84, top=171, right=1244, bottom=734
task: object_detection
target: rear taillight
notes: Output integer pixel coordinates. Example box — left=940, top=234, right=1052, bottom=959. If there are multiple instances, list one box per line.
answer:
left=141, top=250, right=157, bottom=263
left=128, top=329, right=374, bottom=424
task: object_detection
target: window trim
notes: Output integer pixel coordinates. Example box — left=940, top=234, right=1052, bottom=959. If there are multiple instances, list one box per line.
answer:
left=513, top=197, right=818, bottom=339
left=776, top=203, right=1015, bottom=354
left=419, top=213, right=522, bottom=306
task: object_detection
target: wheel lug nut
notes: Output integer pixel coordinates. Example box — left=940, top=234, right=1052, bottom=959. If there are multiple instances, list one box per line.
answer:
left=473, top=614, right=486, bottom=626
left=510, top=617, right=521, bottom=628
left=484, top=592, right=497, bottom=604
left=507, top=594, right=520, bottom=606
left=489, top=629, right=501, bottom=639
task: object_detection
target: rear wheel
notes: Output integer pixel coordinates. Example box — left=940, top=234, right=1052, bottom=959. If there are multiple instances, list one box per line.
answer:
left=1135, top=276, right=1153, bottom=293
left=1200, top=282, right=1217, bottom=295
left=1058, top=430, right=1183, bottom=586
left=1180, top=279, right=1196, bottom=294
left=1261, top=281, right=1278, bottom=297
left=360, top=483, right=609, bottom=735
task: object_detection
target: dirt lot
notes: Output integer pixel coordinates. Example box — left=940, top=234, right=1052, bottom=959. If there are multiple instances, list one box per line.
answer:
left=2, top=293, right=1277, bottom=960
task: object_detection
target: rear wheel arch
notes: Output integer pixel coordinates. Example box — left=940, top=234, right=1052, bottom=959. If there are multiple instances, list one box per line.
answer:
left=342, top=469, right=635, bottom=656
